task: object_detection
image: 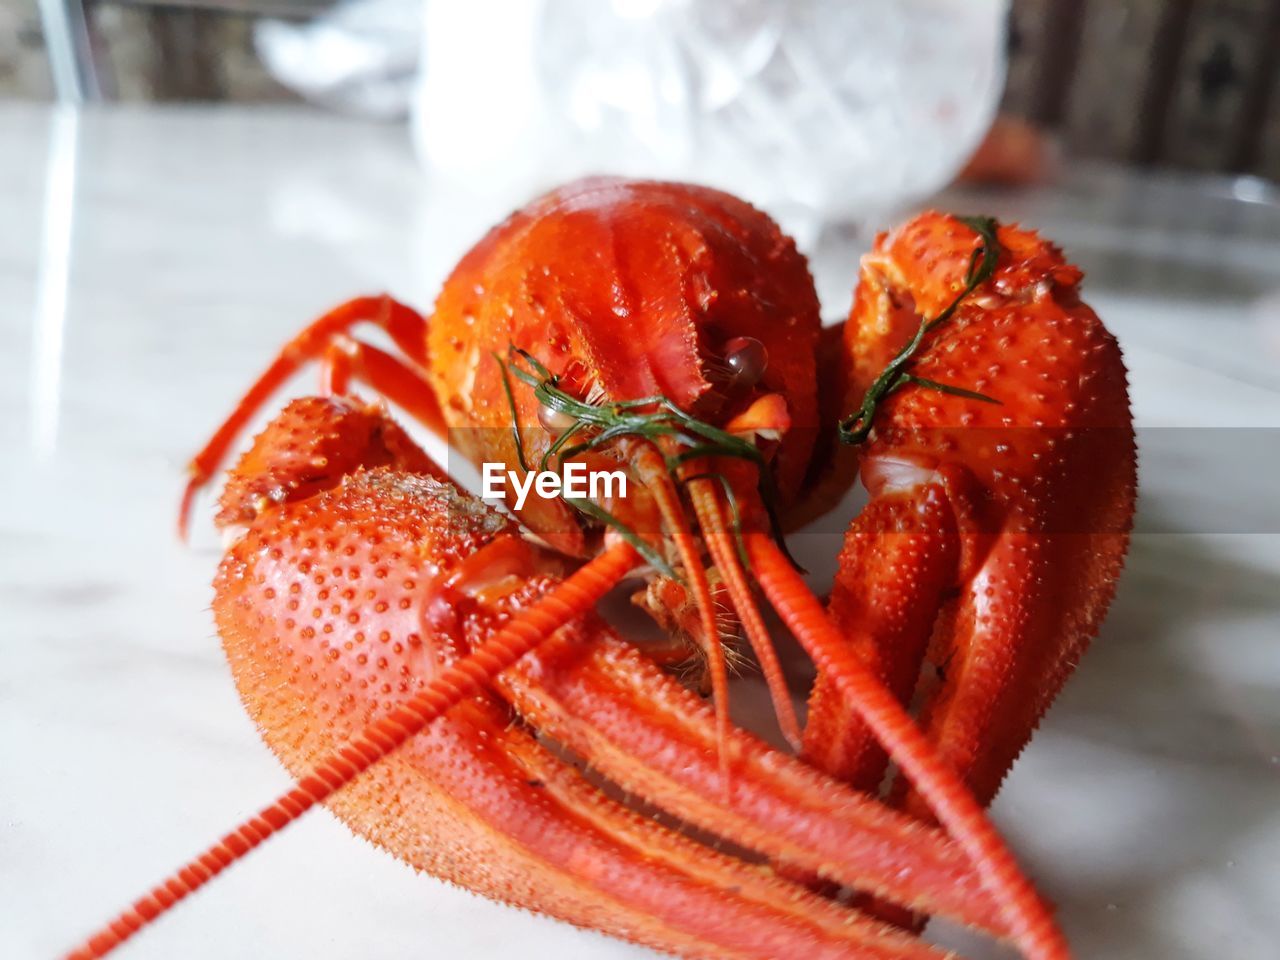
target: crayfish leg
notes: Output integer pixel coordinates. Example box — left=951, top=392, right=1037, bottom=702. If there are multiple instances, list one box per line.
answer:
left=746, top=533, right=1070, bottom=960
left=803, top=482, right=959, bottom=790
left=632, top=445, right=736, bottom=784
left=318, top=333, right=449, bottom=434
left=687, top=476, right=804, bottom=750
left=180, top=296, right=443, bottom=537
left=498, top=628, right=1009, bottom=936
left=892, top=522, right=1132, bottom=816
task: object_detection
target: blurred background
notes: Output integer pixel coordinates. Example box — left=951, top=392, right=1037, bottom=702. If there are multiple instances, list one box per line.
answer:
left=11, top=0, right=1280, bottom=282
left=8, top=0, right=1280, bottom=179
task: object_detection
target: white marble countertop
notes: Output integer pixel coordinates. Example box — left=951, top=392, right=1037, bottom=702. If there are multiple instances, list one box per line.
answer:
left=1, top=103, right=1278, bottom=960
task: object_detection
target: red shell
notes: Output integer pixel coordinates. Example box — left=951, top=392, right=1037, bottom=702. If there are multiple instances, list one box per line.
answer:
left=428, top=177, right=823, bottom=547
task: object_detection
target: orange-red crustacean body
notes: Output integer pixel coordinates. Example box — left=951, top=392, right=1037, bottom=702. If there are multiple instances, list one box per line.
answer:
left=67, top=179, right=1136, bottom=960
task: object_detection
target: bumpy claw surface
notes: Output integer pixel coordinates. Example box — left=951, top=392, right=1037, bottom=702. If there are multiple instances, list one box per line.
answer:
left=808, top=212, right=1137, bottom=816
left=211, top=399, right=1010, bottom=959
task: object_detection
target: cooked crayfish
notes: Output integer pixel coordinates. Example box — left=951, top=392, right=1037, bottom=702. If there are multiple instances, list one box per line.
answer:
left=67, top=179, right=1135, bottom=960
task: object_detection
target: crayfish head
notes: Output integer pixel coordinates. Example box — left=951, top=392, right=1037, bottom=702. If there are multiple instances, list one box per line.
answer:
left=429, top=177, right=826, bottom=549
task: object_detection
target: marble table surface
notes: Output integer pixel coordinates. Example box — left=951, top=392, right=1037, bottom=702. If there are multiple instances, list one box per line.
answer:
left=2, top=103, right=1278, bottom=960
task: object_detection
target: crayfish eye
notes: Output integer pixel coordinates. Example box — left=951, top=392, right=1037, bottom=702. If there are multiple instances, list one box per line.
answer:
left=723, top=336, right=768, bottom=387
left=538, top=402, right=576, bottom=435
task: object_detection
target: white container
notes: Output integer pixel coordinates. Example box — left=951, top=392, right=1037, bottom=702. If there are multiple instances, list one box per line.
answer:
left=412, top=0, right=1009, bottom=239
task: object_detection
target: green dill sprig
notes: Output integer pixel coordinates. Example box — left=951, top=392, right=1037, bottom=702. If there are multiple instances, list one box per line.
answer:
left=494, top=352, right=675, bottom=577
left=493, top=348, right=799, bottom=576
left=838, top=215, right=1004, bottom=446
left=494, top=350, right=532, bottom=473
